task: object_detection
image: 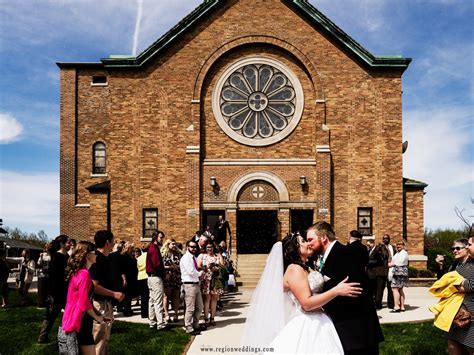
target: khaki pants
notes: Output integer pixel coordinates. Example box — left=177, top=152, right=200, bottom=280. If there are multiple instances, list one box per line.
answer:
left=92, top=299, right=113, bottom=355
left=148, top=276, right=166, bottom=329
left=183, top=283, right=203, bottom=332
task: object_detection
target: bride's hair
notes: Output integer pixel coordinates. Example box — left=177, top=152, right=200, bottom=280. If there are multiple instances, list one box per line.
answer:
left=282, top=233, right=309, bottom=273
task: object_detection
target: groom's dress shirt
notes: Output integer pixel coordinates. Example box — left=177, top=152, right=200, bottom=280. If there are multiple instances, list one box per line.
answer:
left=322, top=240, right=337, bottom=264
left=180, top=251, right=201, bottom=283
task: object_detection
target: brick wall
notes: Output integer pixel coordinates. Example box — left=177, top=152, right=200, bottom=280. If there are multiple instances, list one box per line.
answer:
left=60, top=0, right=409, bottom=246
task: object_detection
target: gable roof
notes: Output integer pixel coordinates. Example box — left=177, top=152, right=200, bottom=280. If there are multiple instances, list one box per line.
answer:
left=58, top=0, right=411, bottom=72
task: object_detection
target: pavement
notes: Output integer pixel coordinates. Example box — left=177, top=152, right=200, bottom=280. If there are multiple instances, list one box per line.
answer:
left=111, top=287, right=436, bottom=355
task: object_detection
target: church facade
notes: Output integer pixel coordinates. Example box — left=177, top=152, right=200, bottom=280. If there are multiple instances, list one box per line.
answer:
left=58, top=0, right=427, bottom=267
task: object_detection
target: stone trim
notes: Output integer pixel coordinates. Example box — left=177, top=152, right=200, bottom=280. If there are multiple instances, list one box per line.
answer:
left=409, top=255, right=428, bottom=261
left=74, top=204, right=90, bottom=208
left=90, top=173, right=108, bottom=177
left=228, top=171, right=290, bottom=202
left=186, top=145, right=200, bottom=154
left=316, top=145, right=330, bottom=153
left=203, top=159, right=316, bottom=166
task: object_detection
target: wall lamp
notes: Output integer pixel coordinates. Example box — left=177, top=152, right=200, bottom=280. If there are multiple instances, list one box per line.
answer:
left=299, top=175, right=307, bottom=186
left=210, top=176, right=217, bottom=187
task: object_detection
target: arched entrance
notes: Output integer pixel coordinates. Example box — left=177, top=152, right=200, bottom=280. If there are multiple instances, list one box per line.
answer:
left=227, top=171, right=289, bottom=254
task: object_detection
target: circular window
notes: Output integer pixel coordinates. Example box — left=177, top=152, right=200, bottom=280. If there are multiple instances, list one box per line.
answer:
left=212, top=57, right=304, bottom=146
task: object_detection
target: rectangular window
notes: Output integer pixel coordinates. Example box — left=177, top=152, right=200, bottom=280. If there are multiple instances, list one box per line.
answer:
left=357, top=207, right=373, bottom=236
left=143, top=208, right=158, bottom=239
left=91, top=75, right=107, bottom=85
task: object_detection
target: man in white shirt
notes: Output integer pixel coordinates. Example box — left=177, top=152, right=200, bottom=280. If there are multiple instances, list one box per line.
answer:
left=180, top=241, right=204, bottom=335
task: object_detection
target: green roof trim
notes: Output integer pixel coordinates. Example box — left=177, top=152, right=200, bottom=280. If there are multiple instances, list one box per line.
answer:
left=59, top=0, right=411, bottom=72
left=403, top=178, right=428, bottom=189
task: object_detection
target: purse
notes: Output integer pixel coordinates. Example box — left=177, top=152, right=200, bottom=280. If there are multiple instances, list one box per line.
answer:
left=452, top=304, right=472, bottom=329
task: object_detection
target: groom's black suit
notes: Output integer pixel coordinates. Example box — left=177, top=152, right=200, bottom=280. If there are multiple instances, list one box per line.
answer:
left=322, top=241, right=384, bottom=355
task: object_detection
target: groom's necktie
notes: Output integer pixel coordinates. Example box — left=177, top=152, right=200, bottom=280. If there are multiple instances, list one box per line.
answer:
left=319, top=255, right=324, bottom=272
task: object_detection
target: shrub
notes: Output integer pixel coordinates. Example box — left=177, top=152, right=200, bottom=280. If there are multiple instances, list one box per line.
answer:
left=408, top=266, right=418, bottom=278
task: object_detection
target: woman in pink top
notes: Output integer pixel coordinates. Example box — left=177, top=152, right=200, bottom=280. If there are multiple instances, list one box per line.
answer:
left=61, top=241, right=109, bottom=355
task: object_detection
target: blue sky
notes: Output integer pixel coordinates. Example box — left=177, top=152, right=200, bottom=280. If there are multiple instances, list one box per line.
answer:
left=0, top=0, right=472, bottom=239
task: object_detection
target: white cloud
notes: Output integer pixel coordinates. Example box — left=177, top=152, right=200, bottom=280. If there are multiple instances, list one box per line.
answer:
left=403, top=105, right=474, bottom=229
left=0, top=170, right=59, bottom=233
left=0, top=113, right=23, bottom=144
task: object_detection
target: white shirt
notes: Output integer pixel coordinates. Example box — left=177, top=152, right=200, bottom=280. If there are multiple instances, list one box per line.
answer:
left=180, top=251, right=201, bottom=283
left=322, top=240, right=338, bottom=263
left=392, top=249, right=409, bottom=266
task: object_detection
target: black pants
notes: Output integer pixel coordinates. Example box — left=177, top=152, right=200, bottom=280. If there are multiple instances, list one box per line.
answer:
left=38, top=299, right=64, bottom=342
left=138, top=279, right=149, bottom=318
left=37, top=276, right=49, bottom=308
left=375, top=276, right=393, bottom=308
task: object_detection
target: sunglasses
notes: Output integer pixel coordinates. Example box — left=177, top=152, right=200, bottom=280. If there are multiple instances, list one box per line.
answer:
left=451, top=246, right=465, bottom=252
left=189, top=246, right=197, bottom=249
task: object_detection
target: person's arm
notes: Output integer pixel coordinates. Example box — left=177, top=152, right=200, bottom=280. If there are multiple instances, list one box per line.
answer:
left=91, top=279, right=125, bottom=302
left=197, top=254, right=204, bottom=269
left=287, top=264, right=362, bottom=312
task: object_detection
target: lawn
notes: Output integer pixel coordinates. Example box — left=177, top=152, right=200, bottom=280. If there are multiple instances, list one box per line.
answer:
left=0, top=291, right=190, bottom=355
left=0, top=291, right=448, bottom=354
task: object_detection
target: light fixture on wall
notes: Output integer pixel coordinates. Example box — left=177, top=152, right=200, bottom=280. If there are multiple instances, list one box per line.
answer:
left=299, top=176, right=307, bottom=186
left=210, top=176, right=217, bottom=187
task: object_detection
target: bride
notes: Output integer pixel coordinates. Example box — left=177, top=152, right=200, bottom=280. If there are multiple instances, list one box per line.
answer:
left=241, top=233, right=362, bottom=354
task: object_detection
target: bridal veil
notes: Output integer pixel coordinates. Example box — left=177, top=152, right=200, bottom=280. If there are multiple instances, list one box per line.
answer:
left=240, top=242, right=294, bottom=347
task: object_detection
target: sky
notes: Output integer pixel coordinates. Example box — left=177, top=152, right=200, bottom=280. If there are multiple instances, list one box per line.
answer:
left=0, top=0, right=472, bottom=239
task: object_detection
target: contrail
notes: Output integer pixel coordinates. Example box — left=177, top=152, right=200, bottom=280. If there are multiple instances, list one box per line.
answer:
left=132, top=0, right=144, bottom=56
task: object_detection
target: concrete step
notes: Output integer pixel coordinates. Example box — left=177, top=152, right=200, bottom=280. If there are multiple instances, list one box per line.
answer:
left=234, top=253, right=269, bottom=288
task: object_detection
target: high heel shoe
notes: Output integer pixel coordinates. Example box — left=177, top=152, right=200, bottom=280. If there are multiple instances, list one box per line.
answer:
left=209, top=318, right=216, bottom=326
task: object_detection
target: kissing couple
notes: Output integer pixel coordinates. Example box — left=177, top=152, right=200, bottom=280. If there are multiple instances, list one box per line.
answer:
left=241, top=221, right=384, bottom=354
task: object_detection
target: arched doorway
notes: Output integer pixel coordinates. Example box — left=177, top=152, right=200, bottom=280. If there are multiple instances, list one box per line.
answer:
left=236, top=180, right=279, bottom=254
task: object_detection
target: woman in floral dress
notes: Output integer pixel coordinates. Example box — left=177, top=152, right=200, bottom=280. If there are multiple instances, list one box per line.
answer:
left=197, top=243, right=224, bottom=326
left=161, top=239, right=183, bottom=322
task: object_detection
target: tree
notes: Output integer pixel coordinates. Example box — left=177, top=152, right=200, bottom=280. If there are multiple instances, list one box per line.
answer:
left=454, top=206, right=473, bottom=237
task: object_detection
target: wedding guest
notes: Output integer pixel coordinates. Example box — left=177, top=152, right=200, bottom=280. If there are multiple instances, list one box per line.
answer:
left=146, top=230, right=167, bottom=330
left=347, top=230, right=369, bottom=275
left=197, top=235, right=209, bottom=254
left=60, top=241, right=109, bottom=355
left=197, top=243, right=224, bottom=327
left=0, top=249, right=10, bottom=308
left=121, top=242, right=138, bottom=317
left=373, top=241, right=390, bottom=309
left=161, top=239, right=183, bottom=322
left=136, top=245, right=149, bottom=318
left=180, top=241, right=203, bottom=335
left=38, top=235, right=71, bottom=343
left=389, top=241, right=409, bottom=312
left=68, top=239, right=77, bottom=256
left=89, top=230, right=125, bottom=354
left=366, top=239, right=378, bottom=303
left=382, top=234, right=396, bottom=309
left=215, top=215, right=231, bottom=244
left=18, top=249, right=36, bottom=306
left=445, top=236, right=474, bottom=353
left=37, top=245, right=52, bottom=308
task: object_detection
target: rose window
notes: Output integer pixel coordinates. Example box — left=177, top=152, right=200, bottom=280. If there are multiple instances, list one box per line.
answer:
left=213, top=57, right=304, bottom=146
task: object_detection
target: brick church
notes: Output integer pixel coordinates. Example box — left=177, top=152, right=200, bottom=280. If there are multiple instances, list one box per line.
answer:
left=58, top=0, right=428, bottom=267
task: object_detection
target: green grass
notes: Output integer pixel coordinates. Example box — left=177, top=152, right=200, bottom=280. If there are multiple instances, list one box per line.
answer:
left=0, top=291, right=190, bottom=355
left=380, top=322, right=447, bottom=355
left=0, top=291, right=449, bottom=355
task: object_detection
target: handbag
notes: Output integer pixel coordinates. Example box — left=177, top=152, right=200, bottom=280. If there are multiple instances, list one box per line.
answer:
left=393, top=265, right=409, bottom=277
left=452, top=304, right=472, bottom=329
left=58, top=326, right=79, bottom=355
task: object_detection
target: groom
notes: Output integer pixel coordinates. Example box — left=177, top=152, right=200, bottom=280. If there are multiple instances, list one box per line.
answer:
left=307, top=221, right=384, bottom=355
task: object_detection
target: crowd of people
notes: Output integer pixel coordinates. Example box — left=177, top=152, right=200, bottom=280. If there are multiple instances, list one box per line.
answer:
left=0, top=221, right=236, bottom=353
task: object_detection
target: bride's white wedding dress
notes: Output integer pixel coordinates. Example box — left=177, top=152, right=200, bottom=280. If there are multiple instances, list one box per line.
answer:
left=269, top=270, right=343, bottom=354
left=240, top=242, right=343, bottom=355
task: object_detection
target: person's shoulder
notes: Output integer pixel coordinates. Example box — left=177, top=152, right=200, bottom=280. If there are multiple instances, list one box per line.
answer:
left=286, top=263, right=307, bottom=276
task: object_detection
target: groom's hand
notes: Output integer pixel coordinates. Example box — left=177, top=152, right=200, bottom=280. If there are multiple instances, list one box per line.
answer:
left=335, top=276, right=362, bottom=297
